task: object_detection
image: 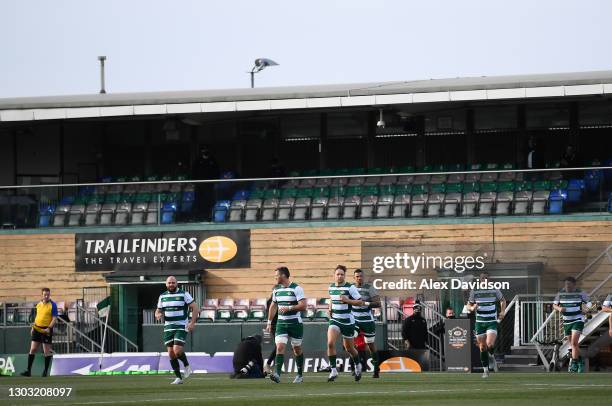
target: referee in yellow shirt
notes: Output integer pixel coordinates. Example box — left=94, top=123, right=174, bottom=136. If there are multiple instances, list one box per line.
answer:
left=20, top=287, right=58, bottom=377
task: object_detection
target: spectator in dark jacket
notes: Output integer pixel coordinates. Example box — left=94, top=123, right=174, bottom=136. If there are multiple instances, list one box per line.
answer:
left=401, top=305, right=428, bottom=349
left=191, top=146, right=220, bottom=221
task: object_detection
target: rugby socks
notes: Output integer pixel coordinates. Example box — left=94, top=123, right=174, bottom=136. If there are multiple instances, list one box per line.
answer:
left=329, top=355, right=337, bottom=372
left=480, top=350, right=489, bottom=369
left=275, top=354, right=284, bottom=376
left=371, top=351, right=379, bottom=370
left=26, top=353, right=35, bottom=373
left=351, top=354, right=361, bottom=370
left=43, top=355, right=52, bottom=376
left=296, top=354, right=304, bottom=376
left=267, top=348, right=277, bottom=365
left=178, top=353, right=189, bottom=367
left=488, top=346, right=494, bottom=356
left=170, top=358, right=182, bottom=379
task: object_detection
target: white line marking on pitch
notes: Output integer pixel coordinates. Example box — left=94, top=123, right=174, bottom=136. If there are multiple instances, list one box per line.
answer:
left=31, top=384, right=612, bottom=406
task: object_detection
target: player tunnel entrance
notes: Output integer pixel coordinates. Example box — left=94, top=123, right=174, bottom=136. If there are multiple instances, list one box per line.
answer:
left=104, top=269, right=205, bottom=349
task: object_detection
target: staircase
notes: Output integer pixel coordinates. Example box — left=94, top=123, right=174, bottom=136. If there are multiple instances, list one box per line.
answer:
left=499, top=346, right=547, bottom=372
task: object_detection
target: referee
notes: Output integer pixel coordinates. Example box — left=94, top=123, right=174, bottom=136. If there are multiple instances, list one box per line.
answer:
left=20, top=288, right=58, bottom=377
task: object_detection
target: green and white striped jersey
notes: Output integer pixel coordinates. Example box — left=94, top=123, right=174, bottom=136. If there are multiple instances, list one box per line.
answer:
left=554, top=289, right=589, bottom=324
left=352, top=283, right=378, bottom=323
left=272, top=282, right=305, bottom=324
left=329, top=282, right=361, bottom=325
left=603, top=293, right=611, bottom=308
left=468, top=289, right=504, bottom=323
left=157, top=289, right=194, bottom=331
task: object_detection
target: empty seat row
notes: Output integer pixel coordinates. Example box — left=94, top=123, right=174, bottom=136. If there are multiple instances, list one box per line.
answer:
left=213, top=179, right=576, bottom=221
left=39, top=201, right=179, bottom=227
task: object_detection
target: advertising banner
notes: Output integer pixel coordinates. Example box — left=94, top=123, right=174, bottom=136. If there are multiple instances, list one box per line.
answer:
left=75, top=230, right=250, bottom=272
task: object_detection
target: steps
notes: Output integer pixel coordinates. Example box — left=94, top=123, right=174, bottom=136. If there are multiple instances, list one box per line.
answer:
left=499, top=346, right=546, bottom=372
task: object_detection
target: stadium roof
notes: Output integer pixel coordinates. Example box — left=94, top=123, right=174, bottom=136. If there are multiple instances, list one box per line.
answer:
left=1, top=70, right=612, bottom=122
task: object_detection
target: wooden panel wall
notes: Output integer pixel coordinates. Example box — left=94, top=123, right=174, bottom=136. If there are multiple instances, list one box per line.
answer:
left=206, top=221, right=612, bottom=300
left=0, top=234, right=107, bottom=304
left=0, top=221, right=610, bottom=304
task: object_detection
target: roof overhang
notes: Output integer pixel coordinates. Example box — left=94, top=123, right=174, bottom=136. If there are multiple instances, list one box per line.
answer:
left=2, top=70, right=612, bottom=123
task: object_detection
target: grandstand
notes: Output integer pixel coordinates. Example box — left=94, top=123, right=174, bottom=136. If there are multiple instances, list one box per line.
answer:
left=0, top=70, right=611, bottom=375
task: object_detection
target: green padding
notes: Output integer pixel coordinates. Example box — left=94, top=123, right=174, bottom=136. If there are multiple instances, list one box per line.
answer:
left=480, top=182, right=497, bottom=192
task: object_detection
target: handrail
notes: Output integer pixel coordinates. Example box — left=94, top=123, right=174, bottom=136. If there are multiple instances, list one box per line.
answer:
left=0, top=166, right=608, bottom=190
left=76, top=305, right=138, bottom=351
left=589, top=273, right=612, bottom=298
left=55, top=317, right=103, bottom=352
left=574, top=244, right=612, bottom=281
left=416, top=300, right=447, bottom=320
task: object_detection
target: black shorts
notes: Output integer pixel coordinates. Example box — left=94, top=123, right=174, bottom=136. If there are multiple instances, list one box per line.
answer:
left=31, top=329, right=53, bottom=344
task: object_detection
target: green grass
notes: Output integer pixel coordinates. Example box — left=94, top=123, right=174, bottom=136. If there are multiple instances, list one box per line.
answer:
left=1, top=372, right=611, bottom=406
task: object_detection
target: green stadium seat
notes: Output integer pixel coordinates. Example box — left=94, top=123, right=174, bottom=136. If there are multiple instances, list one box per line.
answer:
left=461, top=181, right=481, bottom=216
left=314, top=309, right=329, bottom=321
left=84, top=203, right=102, bottom=226
left=495, top=182, right=515, bottom=215
left=396, top=166, right=415, bottom=185
left=443, top=183, right=464, bottom=216
left=232, top=309, right=249, bottom=322
left=348, top=168, right=366, bottom=187
left=391, top=185, right=411, bottom=218
left=291, top=188, right=314, bottom=220
left=514, top=181, right=533, bottom=215
left=465, top=164, right=483, bottom=182
left=310, top=187, right=330, bottom=220
left=426, top=184, right=446, bottom=217
left=410, top=184, right=429, bottom=217
left=216, top=308, right=232, bottom=322
left=342, top=187, right=362, bottom=219
left=276, top=188, right=298, bottom=221
left=248, top=309, right=266, bottom=322
left=364, top=167, right=384, bottom=186
left=478, top=182, right=498, bottom=215
left=244, top=189, right=266, bottom=221
left=326, top=186, right=346, bottom=219
left=114, top=202, right=132, bottom=225
left=358, top=186, right=379, bottom=219
left=261, top=190, right=281, bottom=221
left=198, top=309, right=215, bottom=322
left=375, top=185, right=395, bottom=218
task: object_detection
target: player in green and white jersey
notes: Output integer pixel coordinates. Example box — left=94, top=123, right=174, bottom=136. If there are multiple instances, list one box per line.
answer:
left=155, top=276, right=198, bottom=384
left=327, top=265, right=365, bottom=382
left=553, top=276, right=591, bottom=373
left=466, top=271, right=506, bottom=378
left=266, top=266, right=307, bottom=384
left=352, top=269, right=381, bottom=378
left=602, top=293, right=612, bottom=338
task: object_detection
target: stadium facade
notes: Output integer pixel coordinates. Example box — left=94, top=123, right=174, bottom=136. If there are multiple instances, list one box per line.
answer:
left=0, top=71, right=610, bottom=372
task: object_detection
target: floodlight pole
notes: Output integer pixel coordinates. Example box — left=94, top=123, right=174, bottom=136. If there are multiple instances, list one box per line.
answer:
left=250, top=69, right=255, bottom=88
left=98, top=56, right=107, bottom=94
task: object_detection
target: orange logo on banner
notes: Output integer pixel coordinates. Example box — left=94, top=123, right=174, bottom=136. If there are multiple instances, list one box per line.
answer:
left=379, top=356, right=422, bottom=373
left=198, top=236, right=238, bottom=263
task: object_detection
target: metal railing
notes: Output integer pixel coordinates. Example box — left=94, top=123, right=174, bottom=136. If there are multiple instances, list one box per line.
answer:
left=0, top=303, right=137, bottom=354
left=72, top=304, right=138, bottom=353
left=0, top=165, right=609, bottom=230
left=54, top=317, right=103, bottom=354
left=383, top=299, right=445, bottom=371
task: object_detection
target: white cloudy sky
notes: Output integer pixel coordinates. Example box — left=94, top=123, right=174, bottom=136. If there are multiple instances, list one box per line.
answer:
left=1, top=0, right=611, bottom=98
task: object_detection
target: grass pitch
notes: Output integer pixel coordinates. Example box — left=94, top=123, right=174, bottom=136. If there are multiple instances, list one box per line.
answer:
left=1, top=372, right=611, bottom=406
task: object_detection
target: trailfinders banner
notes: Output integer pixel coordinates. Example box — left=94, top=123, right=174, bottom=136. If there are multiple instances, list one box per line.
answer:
left=75, top=230, right=250, bottom=271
